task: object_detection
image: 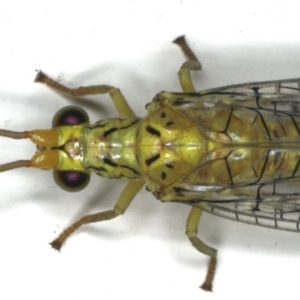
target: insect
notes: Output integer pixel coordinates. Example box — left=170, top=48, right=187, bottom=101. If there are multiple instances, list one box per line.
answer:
left=1, top=36, right=300, bottom=292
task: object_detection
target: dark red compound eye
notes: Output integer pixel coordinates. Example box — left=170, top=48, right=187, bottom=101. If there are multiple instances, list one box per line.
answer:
left=53, top=171, right=90, bottom=192
left=52, top=106, right=89, bottom=127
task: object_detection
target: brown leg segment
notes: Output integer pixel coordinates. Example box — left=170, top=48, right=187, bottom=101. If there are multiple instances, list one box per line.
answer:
left=186, top=206, right=217, bottom=292
left=50, top=178, right=145, bottom=251
left=173, top=36, right=202, bottom=93
left=35, top=71, right=136, bottom=118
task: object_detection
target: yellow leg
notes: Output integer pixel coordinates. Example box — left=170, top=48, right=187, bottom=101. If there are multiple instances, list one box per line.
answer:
left=35, top=71, right=136, bottom=118
left=173, top=36, right=202, bottom=93
left=50, top=178, right=145, bottom=250
left=186, top=207, right=217, bottom=292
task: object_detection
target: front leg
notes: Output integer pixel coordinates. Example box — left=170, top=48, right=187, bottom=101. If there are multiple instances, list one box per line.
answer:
left=50, top=178, right=145, bottom=250
left=35, top=71, right=135, bottom=118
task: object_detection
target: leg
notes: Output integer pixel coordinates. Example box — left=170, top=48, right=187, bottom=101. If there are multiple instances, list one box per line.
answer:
left=173, top=36, right=202, bottom=93
left=186, top=206, right=217, bottom=292
left=50, top=178, right=144, bottom=250
left=35, top=71, right=135, bottom=118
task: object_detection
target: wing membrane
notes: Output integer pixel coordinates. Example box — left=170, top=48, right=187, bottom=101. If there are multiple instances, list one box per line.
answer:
left=195, top=195, right=300, bottom=232
left=174, top=176, right=300, bottom=232
left=173, top=78, right=300, bottom=232
left=172, top=78, right=300, bottom=115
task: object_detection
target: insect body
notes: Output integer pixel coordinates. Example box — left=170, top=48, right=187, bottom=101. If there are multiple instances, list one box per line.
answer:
left=1, top=36, right=300, bottom=291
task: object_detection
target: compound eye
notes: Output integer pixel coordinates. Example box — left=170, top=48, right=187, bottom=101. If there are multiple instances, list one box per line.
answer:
left=53, top=171, right=90, bottom=192
left=52, top=106, right=89, bottom=127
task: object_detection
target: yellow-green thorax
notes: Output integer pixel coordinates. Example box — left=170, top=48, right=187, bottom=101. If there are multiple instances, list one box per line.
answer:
left=84, top=93, right=205, bottom=190
left=85, top=117, right=142, bottom=179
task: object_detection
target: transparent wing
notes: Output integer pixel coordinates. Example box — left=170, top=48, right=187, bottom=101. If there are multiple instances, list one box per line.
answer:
left=175, top=153, right=300, bottom=232
left=171, top=78, right=300, bottom=232
left=190, top=187, right=300, bottom=233
left=172, top=78, right=300, bottom=114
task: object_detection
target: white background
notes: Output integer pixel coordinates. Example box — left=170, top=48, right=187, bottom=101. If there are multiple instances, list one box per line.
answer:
left=0, top=1, right=300, bottom=299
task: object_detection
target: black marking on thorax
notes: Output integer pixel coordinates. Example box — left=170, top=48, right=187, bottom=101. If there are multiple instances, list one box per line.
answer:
left=103, top=158, right=118, bottom=167
left=103, top=127, right=118, bottom=137
left=146, top=154, right=160, bottom=166
left=146, top=125, right=160, bottom=137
